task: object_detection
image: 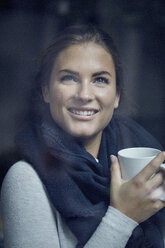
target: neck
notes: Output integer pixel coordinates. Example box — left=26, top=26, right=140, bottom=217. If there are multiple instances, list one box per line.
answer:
left=82, top=132, right=102, bottom=158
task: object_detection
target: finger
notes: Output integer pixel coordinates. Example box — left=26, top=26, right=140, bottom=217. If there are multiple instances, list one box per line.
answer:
left=136, top=151, right=165, bottom=182
left=152, top=199, right=165, bottom=212
left=159, top=167, right=165, bottom=177
left=110, top=155, right=122, bottom=187
left=146, top=171, right=164, bottom=192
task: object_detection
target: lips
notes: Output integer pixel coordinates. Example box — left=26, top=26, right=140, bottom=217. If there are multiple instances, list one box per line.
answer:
left=68, top=108, right=99, bottom=116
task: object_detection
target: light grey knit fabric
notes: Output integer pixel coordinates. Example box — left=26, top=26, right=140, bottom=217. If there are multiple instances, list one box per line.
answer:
left=0, top=160, right=155, bottom=248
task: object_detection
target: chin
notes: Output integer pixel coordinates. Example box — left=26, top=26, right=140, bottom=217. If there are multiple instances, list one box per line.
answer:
left=72, top=132, right=93, bottom=139
left=69, top=129, right=100, bottom=141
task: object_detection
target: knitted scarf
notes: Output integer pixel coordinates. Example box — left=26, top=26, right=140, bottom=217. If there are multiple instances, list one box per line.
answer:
left=16, top=113, right=164, bottom=248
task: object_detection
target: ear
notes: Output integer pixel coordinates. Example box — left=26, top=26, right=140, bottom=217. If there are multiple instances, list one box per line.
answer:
left=114, top=93, right=120, bottom=109
left=42, top=84, right=50, bottom=103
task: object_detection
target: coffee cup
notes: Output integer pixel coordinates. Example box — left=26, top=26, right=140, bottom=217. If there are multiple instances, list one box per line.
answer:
left=118, top=147, right=165, bottom=201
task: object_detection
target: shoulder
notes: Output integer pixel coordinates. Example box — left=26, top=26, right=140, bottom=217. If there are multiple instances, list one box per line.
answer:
left=1, top=160, right=56, bottom=225
left=113, top=115, right=162, bottom=150
left=2, top=160, right=40, bottom=186
left=1, top=160, right=45, bottom=203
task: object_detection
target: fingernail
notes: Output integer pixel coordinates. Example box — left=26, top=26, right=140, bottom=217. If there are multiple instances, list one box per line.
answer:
left=110, top=155, right=116, bottom=163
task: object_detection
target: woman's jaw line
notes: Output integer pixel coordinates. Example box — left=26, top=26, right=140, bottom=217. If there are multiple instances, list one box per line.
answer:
left=80, top=131, right=103, bottom=157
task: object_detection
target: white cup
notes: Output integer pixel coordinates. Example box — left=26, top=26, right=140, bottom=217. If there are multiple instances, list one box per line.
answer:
left=118, top=147, right=165, bottom=201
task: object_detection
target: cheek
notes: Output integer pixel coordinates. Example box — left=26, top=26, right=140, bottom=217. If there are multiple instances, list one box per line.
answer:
left=49, top=87, right=66, bottom=106
left=97, top=90, right=118, bottom=109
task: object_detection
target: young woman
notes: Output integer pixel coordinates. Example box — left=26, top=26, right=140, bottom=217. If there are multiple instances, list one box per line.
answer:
left=1, top=25, right=165, bottom=248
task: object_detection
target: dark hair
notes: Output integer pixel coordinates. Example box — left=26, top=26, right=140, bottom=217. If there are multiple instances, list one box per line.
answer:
left=30, top=25, right=123, bottom=120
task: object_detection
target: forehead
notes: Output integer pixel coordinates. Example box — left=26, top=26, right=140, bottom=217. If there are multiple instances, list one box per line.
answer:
left=52, top=42, right=115, bottom=74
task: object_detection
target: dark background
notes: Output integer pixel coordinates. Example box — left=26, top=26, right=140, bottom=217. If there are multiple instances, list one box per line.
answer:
left=0, top=0, right=165, bottom=158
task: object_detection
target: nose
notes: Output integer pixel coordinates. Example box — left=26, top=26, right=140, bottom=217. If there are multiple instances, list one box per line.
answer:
left=75, top=80, right=94, bottom=103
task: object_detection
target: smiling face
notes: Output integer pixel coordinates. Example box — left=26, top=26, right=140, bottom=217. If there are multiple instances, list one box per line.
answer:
left=42, top=42, right=120, bottom=149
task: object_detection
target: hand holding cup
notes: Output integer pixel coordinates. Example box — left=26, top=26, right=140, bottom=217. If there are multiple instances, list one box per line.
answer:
left=110, top=150, right=165, bottom=223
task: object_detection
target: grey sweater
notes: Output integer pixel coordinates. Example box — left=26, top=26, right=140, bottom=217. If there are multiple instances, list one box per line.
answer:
left=0, top=161, right=163, bottom=248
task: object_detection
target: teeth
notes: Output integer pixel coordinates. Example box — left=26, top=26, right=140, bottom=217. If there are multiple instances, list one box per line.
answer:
left=71, top=109, right=95, bottom=116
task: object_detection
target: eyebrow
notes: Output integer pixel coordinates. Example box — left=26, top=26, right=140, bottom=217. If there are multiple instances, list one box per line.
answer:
left=92, top=71, right=112, bottom=77
left=58, top=69, right=112, bottom=77
left=58, top=69, right=79, bottom=76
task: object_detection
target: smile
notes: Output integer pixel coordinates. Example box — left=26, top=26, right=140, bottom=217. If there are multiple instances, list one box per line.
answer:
left=68, top=108, right=98, bottom=116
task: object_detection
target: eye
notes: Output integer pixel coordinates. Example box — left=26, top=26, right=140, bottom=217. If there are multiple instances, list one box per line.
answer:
left=94, top=77, right=109, bottom=85
left=60, top=75, right=78, bottom=83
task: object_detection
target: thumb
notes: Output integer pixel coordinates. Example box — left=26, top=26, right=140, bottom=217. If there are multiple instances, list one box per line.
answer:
left=110, top=155, right=122, bottom=187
